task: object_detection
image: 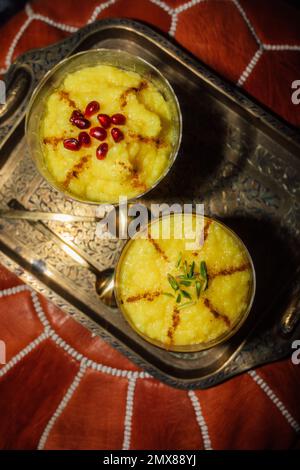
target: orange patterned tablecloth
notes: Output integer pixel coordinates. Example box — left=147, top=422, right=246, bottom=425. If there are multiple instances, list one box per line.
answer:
left=0, top=0, right=300, bottom=450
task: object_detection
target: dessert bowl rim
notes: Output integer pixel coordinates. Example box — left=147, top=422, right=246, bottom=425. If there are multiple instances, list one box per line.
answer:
left=25, top=48, right=183, bottom=206
left=114, top=212, right=256, bottom=353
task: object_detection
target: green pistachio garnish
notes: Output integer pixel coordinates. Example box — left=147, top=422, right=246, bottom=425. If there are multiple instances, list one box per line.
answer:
left=168, top=274, right=179, bottom=291
left=162, top=292, right=175, bottom=298
left=196, top=280, right=202, bottom=299
left=179, top=279, right=192, bottom=287
left=183, top=260, right=188, bottom=275
left=181, top=289, right=192, bottom=300
left=176, top=252, right=182, bottom=268
left=188, top=261, right=195, bottom=279
left=200, top=260, right=208, bottom=290
left=177, top=301, right=196, bottom=310
left=166, top=258, right=208, bottom=308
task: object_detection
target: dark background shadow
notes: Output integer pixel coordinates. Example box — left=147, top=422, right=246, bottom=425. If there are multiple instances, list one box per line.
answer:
left=221, top=215, right=300, bottom=334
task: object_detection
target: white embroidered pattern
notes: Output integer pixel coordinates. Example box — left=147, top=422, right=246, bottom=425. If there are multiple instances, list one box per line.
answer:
left=188, top=390, right=213, bottom=450
left=122, top=373, right=138, bottom=450
left=232, top=0, right=300, bottom=86
left=0, top=0, right=299, bottom=88
left=0, top=282, right=299, bottom=448
left=0, top=284, right=151, bottom=449
left=237, top=46, right=263, bottom=87
left=87, top=0, right=117, bottom=24
left=0, top=284, right=150, bottom=380
left=38, top=361, right=87, bottom=449
left=248, top=370, right=300, bottom=434
left=0, top=331, right=48, bottom=377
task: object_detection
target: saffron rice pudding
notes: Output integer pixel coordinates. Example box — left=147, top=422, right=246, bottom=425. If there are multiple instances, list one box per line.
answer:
left=116, top=214, right=255, bottom=350
left=40, top=64, right=178, bottom=203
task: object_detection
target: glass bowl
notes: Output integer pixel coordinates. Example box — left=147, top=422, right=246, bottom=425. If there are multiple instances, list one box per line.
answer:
left=25, top=49, right=182, bottom=205
left=114, top=213, right=256, bottom=352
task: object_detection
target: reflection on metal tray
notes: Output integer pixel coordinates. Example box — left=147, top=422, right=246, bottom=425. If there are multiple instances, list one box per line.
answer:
left=0, top=19, right=299, bottom=389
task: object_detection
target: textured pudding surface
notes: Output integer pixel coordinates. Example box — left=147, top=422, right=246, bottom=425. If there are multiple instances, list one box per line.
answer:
left=41, top=65, right=176, bottom=202
left=117, top=214, right=254, bottom=348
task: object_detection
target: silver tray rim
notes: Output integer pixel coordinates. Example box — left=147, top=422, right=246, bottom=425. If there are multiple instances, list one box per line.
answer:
left=1, top=18, right=299, bottom=389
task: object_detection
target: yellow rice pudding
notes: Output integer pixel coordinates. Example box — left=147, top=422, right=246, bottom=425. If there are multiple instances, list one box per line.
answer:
left=116, top=214, right=254, bottom=349
left=41, top=65, right=176, bottom=203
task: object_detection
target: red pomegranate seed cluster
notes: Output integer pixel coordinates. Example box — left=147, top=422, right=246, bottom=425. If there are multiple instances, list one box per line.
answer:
left=63, top=100, right=126, bottom=160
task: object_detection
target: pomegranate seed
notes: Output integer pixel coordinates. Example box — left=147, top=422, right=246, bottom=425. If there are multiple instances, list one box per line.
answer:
left=63, top=138, right=81, bottom=151
left=72, top=117, right=90, bottom=129
left=78, top=131, right=91, bottom=146
left=111, top=113, right=126, bottom=125
left=70, top=110, right=84, bottom=123
left=111, top=127, right=124, bottom=143
left=97, top=114, right=111, bottom=129
left=89, top=126, right=107, bottom=141
left=85, top=101, right=100, bottom=117
left=96, top=143, right=109, bottom=160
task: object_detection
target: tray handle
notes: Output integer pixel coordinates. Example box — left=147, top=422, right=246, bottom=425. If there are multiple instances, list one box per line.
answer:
left=280, top=268, right=300, bottom=335
left=0, top=65, right=32, bottom=123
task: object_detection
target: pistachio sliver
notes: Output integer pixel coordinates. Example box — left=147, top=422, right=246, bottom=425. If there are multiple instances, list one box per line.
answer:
left=183, top=260, right=188, bottom=275
left=200, top=260, right=207, bottom=278
left=188, top=261, right=195, bottom=279
left=196, top=280, right=202, bottom=299
left=181, top=289, right=192, bottom=300
left=167, top=274, right=179, bottom=291
left=176, top=252, right=182, bottom=268
left=200, top=260, right=208, bottom=290
left=179, top=280, right=192, bottom=287
left=177, top=274, right=196, bottom=281
left=177, top=301, right=196, bottom=311
left=176, top=293, right=181, bottom=303
left=162, top=292, right=175, bottom=298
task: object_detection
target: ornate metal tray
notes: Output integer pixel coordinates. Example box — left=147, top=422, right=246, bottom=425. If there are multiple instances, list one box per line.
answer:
left=0, top=19, right=299, bottom=389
